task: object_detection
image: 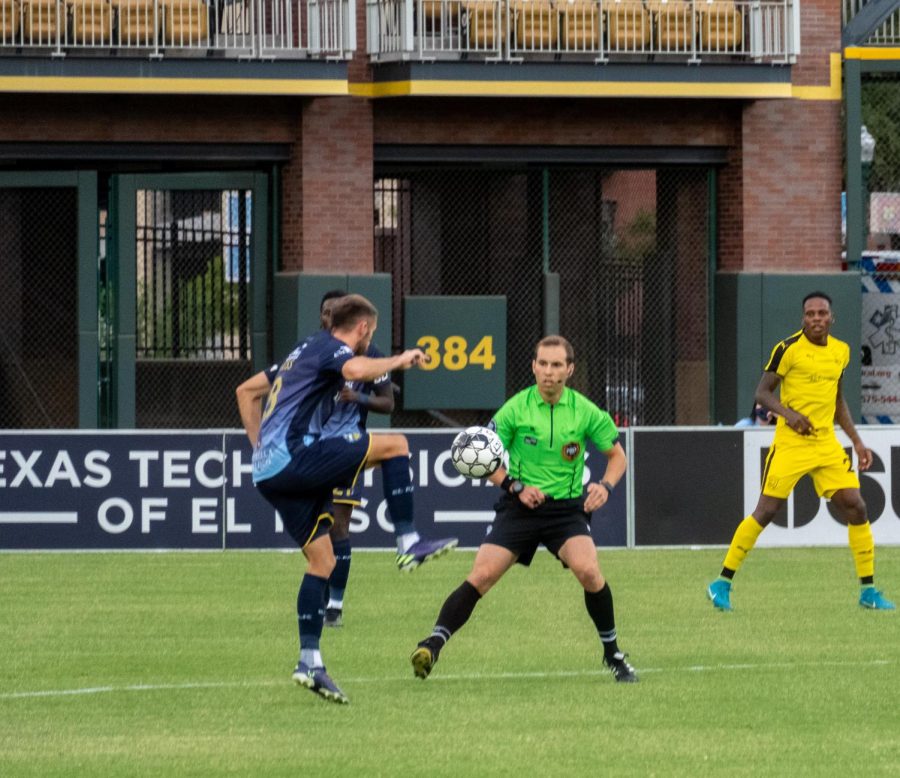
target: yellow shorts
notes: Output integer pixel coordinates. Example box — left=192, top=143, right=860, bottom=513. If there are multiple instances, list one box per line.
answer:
left=761, top=430, right=859, bottom=500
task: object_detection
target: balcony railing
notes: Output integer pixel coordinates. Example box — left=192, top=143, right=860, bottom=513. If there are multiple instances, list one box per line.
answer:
left=843, top=0, right=900, bottom=45
left=367, top=0, right=796, bottom=64
left=0, top=0, right=355, bottom=58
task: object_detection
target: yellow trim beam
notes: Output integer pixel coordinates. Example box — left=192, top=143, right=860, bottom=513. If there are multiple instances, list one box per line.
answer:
left=791, top=52, right=842, bottom=101
left=844, top=46, right=900, bottom=60
left=350, top=80, right=793, bottom=100
left=0, top=76, right=348, bottom=96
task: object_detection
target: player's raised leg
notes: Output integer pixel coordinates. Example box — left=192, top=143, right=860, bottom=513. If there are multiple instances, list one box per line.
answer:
left=368, top=433, right=458, bottom=572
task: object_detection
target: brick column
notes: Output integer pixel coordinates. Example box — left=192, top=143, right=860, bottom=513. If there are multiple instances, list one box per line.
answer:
left=280, top=97, right=374, bottom=273
left=723, top=0, right=841, bottom=272
left=740, top=100, right=842, bottom=271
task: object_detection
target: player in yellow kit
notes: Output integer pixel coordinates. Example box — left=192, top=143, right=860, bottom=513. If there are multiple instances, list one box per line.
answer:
left=708, top=292, right=894, bottom=611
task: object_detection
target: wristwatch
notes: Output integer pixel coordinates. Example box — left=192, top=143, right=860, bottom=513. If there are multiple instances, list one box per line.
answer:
left=600, top=480, right=615, bottom=493
left=501, top=475, right=525, bottom=495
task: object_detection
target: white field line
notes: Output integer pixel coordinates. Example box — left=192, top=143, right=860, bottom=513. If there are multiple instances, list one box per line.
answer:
left=0, top=659, right=893, bottom=701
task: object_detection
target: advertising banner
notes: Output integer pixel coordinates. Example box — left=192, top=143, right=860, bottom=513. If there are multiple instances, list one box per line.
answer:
left=744, top=426, right=900, bottom=547
left=860, top=253, right=900, bottom=422
left=632, top=427, right=900, bottom=547
left=0, top=431, right=627, bottom=550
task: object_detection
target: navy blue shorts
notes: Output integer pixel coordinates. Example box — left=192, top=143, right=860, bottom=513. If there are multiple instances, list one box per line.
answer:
left=256, top=434, right=371, bottom=547
left=483, top=495, right=592, bottom=567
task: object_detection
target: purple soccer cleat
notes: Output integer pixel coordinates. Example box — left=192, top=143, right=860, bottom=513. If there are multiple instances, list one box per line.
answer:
left=396, top=536, right=459, bottom=573
left=291, top=661, right=349, bottom=704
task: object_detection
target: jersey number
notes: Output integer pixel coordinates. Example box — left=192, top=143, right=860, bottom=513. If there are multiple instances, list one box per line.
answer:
left=262, top=376, right=283, bottom=421
left=416, top=335, right=496, bottom=372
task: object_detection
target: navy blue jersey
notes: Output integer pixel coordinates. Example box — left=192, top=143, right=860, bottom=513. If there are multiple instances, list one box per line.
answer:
left=252, top=330, right=356, bottom=482
left=322, top=344, right=390, bottom=436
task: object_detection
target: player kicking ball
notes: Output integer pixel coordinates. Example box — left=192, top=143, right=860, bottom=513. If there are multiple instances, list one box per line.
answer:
left=237, top=294, right=457, bottom=704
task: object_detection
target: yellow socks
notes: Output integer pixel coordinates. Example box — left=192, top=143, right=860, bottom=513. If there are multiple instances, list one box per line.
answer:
left=848, top=521, right=875, bottom=581
left=722, top=516, right=765, bottom=574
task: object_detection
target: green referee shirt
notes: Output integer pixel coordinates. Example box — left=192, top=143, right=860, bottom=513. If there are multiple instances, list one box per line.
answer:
left=491, top=385, right=619, bottom=500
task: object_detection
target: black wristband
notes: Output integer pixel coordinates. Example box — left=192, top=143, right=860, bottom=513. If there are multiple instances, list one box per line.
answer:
left=500, top=475, right=513, bottom=492
left=600, top=480, right=615, bottom=493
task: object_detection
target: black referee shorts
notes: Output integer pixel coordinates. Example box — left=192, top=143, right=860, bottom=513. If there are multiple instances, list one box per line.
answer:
left=482, top=495, right=592, bottom=567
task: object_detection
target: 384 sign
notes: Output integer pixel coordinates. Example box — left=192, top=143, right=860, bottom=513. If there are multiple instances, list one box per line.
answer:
left=403, top=296, right=506, bottom=410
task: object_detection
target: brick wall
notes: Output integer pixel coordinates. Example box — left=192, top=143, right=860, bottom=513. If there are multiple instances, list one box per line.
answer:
left=281, top=97, right=374, bottom=274
left=739, top=99, right=842, bottom=271
left=793, top=0, right=842, bottom=87
left=0, top=94, right=299, bottom=143
left=374, top=98, right=738, bottom=147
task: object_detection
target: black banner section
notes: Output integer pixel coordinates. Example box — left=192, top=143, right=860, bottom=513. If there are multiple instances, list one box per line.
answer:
left=632, top=429, right=744, bottom=545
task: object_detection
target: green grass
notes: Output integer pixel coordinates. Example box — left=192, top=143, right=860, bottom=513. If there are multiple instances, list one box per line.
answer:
left=1, top=548, right=898, bottom=777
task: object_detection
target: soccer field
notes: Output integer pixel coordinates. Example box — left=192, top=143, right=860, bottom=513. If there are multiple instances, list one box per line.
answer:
left=1, top=548, right=898, bottom=777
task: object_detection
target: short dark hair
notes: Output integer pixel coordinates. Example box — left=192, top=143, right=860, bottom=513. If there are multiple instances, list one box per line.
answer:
left=330, top=294, right=378, bottom=331
left=320, top=289, right=347, bottom=312
left=802, top=291, right=832, bottom=308
left=534, top=335, right=575, bottom=364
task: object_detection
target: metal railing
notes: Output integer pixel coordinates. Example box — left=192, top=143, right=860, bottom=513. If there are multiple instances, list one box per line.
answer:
left=366, top=0, right=799, bottom=63
left=367, top=0, right=795, bottom=63
left=0, top=0, right=355, bottom=58
left=843, top=0, right=900, bottom=45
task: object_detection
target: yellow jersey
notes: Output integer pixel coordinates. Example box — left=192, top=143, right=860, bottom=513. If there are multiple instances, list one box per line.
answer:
left=763, top=330, right=849, bottom=434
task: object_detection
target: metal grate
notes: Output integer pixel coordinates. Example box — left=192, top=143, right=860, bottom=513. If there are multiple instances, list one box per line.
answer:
left=134, top=188, right=254, bottom=428
left=375, top=164, right=711, bottom=427
left=0, top=187, right=79, bottom=428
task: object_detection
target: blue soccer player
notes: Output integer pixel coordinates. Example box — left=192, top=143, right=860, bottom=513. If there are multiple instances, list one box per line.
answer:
left=236, top=293, right=457, bottom=704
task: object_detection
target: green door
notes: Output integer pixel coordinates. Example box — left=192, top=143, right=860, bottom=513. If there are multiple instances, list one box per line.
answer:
left=107, top=173, right=269, bottom=428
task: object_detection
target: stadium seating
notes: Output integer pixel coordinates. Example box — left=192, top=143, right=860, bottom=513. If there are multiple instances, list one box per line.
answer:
left=647, top=0, right=692, bottom=52
left=163, top=0, right=207, bottom=45
left=512, top=0, right=558, bottom=50
left=607, top=0, right=650, bottom=52
left=464, top=0, right=501, bottom=51
left=423, top=0, right=459, bottom=25
left=70, top=0, right=113, bottom=44
left=111, top=0, right=158, bottom=46
left=558, top=0, right=598, bottom=51
left=23, top=0, right=60, bottom=43
left=698, top=0, right=742, bottom=51
left=0, top=0, right=19, bottom=43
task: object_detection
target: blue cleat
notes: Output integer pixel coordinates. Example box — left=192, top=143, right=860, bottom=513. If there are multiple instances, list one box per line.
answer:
left=859, top=587, right=896, bottom=610
left=707, top=578, right=733, bottom=611
left=396, top=537, right=458, bottom=573
left=291, top=661, right=349, bottom=704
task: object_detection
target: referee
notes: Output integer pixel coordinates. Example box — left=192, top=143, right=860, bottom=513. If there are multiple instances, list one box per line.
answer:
left=410, top=335, right=638, bottom=683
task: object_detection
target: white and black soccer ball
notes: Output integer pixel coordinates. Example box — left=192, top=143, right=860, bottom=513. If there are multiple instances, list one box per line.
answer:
left=450, top=426, right=505, bottom=479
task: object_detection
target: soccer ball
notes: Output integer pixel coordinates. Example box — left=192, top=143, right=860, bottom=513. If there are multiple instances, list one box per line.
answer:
left=450, top=426, right=505, bottom=479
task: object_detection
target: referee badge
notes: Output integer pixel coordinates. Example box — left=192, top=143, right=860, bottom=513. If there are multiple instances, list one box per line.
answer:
left=561, top=441, right=581, bottom=461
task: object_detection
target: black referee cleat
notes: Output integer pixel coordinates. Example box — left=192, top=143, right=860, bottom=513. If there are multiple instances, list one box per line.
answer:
left=603, top=652, right=638, bottom=683
left=411, top=638, right=442, bottom=679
